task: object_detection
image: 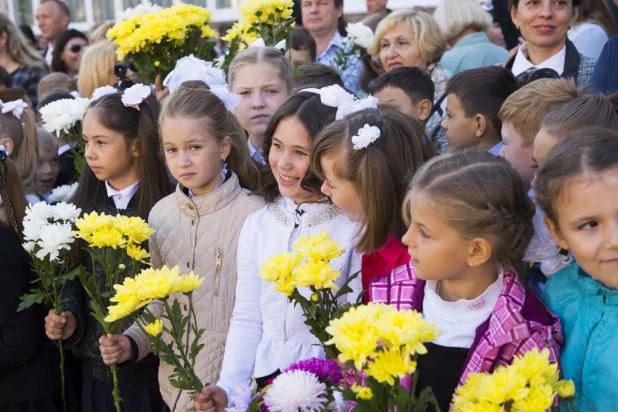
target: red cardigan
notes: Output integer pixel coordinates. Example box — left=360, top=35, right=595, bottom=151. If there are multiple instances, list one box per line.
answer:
left=360, top=235, right=410, bottom=303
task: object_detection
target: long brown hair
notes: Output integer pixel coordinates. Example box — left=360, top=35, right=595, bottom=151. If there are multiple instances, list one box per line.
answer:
left=576, top=0, right=616, bottom=38
left=407, top=150, right=535, bottom=268
left=0, top=154, right=27, bottom=239
left=159, top=83, right=260, bottom=191
left=0, top=106, right=38, bottom=194
left=0, top=13, right=46, bottom=69
left=312, top=106, right=435, bottom=253
left=70, top=92, right=170, bottom=221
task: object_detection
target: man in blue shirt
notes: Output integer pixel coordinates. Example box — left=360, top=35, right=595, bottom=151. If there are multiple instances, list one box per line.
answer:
left=301, top=0, right=363, bottom=94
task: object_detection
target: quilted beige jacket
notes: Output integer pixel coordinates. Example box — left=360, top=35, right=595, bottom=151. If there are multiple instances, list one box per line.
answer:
left=124, top=172, right=265, bottom=411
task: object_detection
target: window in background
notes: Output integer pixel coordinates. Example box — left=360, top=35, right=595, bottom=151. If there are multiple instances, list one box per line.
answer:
left=93, top=0, right=115, bottom=21
left=184, top=0, right=207, bottom=5
left=217, top=0, right=240, bottom=8
left=65, top=0, right=86, bottom=22
left=14, top=0, right=34, bottom=26
left=152, top=0, right=173, bottom=7
left=123, top=0, right=143, bottom=9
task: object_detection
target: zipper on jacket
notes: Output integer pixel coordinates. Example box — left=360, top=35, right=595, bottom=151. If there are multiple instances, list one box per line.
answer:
left=214, top=248, right=222, bottom=297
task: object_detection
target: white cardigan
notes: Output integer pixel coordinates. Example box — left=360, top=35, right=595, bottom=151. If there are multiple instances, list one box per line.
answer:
left=217, top=196, right=362, bottom=396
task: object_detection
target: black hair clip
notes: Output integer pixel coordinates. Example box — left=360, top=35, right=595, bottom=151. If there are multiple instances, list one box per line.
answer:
left=0, top=145, right=7, bottom=161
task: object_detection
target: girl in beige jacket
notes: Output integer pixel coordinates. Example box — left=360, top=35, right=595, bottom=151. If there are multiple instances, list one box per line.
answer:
left=99, top=84, right=265, bottom=411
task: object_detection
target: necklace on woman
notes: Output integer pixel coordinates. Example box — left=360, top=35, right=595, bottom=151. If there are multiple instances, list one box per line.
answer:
left=435, top=280, right=442, bottom=299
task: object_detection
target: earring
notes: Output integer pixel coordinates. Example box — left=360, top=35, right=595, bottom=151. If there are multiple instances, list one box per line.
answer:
left=516, top=24, right=520, bottom=30
left=467, top=262, right=473, bottom=267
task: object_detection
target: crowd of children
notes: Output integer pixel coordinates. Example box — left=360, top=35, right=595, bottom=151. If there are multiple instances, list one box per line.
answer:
left=1, top=21, right=618, bottom=411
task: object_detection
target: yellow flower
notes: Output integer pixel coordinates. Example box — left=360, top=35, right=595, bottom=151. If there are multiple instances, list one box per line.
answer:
left=113, top=215, right=155, bottom=245
left=258, top=252, right=298, bottom=296
left=365, top=348, right=417, bottom=386
left=292, top=260, right=340, bottom=290
left=127, top=244, right=150, bottom=262
left=454, top=401, right=504, bottom=412
left=174, top=272, right=204, bottom=294
left=293, top=231, right=345, bottom=261
left=136, top=265, right=181, bottom=301
left=554, top=379, right=575, bottom=399
left=474, top=366, right=528, bottom=405
left=351, top=385, right=373, bottom=400
left=89, top=227, right=126, bottom=249
left=105, top=300, right=139, bottom=322
left=311, top=293, right=318, bottom=302
left=511, top=383, right=554, bottom=412
left=201, top=25, right=218, bottom=39
left=378, top=307, right=440, bottom=356
left=144, top=319, right=163, bottom=337
left=511, top=347, right=558, bottom=386
left=325, top=304, right=385, bottom=369
left=154, top=61, right=160, bottom=67
left=74, top=211, right=114, bottom=242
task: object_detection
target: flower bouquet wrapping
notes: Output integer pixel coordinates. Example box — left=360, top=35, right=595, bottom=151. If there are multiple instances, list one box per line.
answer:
left=106, top=3, right=218, bottom=84
left=333, top=22, right=375, bottom=76
left=40, top=97, right=91, bottom=178
left=218, top=0, right=295, bottom=72
left=452, top=348, right=575, bottom=412
left=73, top=211, right=155, bottom=412
left=326, top=303, right=441, bottom=412
left=18, top=202, right=82, bottom=412
left=105, top=266, right=207, bottom=399
left=258, top=231, right=361, bottom=360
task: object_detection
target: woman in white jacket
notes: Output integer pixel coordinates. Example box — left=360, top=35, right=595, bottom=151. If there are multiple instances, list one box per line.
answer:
left=196, top=89, right=363, bottom=411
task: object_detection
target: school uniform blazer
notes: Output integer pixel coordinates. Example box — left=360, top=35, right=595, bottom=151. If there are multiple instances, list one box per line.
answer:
left=124, top=172, right=265, bottom=411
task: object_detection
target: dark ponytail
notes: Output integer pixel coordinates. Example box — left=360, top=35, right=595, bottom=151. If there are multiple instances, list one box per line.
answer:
left=0, top=152, right=27, bottom=239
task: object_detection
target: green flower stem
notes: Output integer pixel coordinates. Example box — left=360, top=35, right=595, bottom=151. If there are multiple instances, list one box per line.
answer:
left=110, top=363, right=121, bottom=412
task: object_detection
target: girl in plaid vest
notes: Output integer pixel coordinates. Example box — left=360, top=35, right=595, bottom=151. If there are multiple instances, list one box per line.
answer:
left=372, top=151, right=562, bottom=411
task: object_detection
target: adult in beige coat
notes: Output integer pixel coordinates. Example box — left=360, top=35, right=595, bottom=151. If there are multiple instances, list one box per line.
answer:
left=124, top=173, right=264, bottom=411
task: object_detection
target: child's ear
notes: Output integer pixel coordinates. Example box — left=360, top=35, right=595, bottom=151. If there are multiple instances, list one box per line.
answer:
left=221, top=136, right=232, bottom=161
left=130, top=139, right=139, bottom=158
left=418, top=99, right=433, bottom=122
left=0, top=137, right=13, bottom=156
left=544, top=217, right=569, bottom=251
left=474, top=114, right=488, bottom=138
left=467, top=237, right=493, bottom=267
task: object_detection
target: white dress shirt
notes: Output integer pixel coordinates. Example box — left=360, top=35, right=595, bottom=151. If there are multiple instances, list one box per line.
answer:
left=45, top=45, right=54, bottom=67
left=511, top=43, right=566, bottom=77
left=105, top=180, right=139, bottom=210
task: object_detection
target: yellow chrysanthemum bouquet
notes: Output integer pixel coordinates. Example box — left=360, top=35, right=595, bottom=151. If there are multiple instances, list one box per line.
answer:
left=106, top=3, right=218, bottom=84
left=74, top=211, right=155, bottom=412
left=325, top=303, right=441, bottom=411
left=106, top=266, right=207, bottom=398
left=218, top=0, right=295, bottom=72
left=452, top=348, right=575, bottom=412
left=258, top=231, right=360, bottom=359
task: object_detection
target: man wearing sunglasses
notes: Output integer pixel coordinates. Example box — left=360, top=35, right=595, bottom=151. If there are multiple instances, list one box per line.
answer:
left=36, top=0, right=70, bottom=67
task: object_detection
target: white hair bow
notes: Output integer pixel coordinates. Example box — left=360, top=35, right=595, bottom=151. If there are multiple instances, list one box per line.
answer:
left=210, top=85, right=241, bottom=111
left=92, top=86, right=117, bottom=101
left=248, top=38, right=287, bottom=52
left=121, top=84, right=151, bottom=110
left=299, top=85, right=378, bottom=120
left=0, top=99, right=28, bottom=120
left=351, top=124, right=381, bottom=150
left=163, top=55, right=228, bottom=95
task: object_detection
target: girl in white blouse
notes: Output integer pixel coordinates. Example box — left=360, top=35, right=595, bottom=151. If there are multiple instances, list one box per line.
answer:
left=195, top=89, right=362, bottom=411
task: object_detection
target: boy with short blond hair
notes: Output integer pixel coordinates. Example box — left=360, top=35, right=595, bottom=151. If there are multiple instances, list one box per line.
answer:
left=498, top=78, right=580, bottom=186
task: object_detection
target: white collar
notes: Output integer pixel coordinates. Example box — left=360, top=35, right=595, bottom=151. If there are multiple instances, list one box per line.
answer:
left=188, top=165, right=229, bottom=198
left=512, top=43, right=566, bottom=77
left=105, top=180, right=140, bottom=210
left=58, top=142, right=77, bottom=156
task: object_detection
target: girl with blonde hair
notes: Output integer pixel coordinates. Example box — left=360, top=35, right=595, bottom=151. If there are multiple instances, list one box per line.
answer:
left=77, top=41, right=118, bottom=98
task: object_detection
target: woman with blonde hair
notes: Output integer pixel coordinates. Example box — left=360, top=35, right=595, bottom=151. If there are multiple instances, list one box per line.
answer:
left=368, top=9, right=449, bottom=153
left=568, top=0, right=616, bottom=59
left=0, top=13, right=47, bottom=108
left=77, top=40, right=118, bottom=98
left=433, top=0, right=509, bottom=75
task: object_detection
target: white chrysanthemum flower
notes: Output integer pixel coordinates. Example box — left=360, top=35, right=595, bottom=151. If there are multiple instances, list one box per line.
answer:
left=263, top=370, right=328, bottom=412
left=52, top=202, right=81, bottom=222
left=121, top=84, right=151, bottom=108
left=327, top=391, right=346, bottom=412
left=118, top=2, right=162, bottom=21
left=226, top=380, right=257, bottom=412
left=22, top=241, right=36, bottom=254
left=35, top=223, right=74, bottom=261
left=345, top=22, right=375, bottom=49
left=40, top=98, right=91, bottom=137
left=23, top=219, right=44, bottom=242
left=49, top=182, right=78, bottom=204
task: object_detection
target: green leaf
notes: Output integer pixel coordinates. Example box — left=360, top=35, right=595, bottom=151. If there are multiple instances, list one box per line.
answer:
left=17, top=290, right=46, bottom=312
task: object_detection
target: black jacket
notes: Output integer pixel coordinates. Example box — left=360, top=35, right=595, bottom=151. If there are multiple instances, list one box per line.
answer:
left=54, top=150, right=79, bottom=189
left=0, top=225, right=61, bottom=404
left=62, top=192, right=159, bottom=384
